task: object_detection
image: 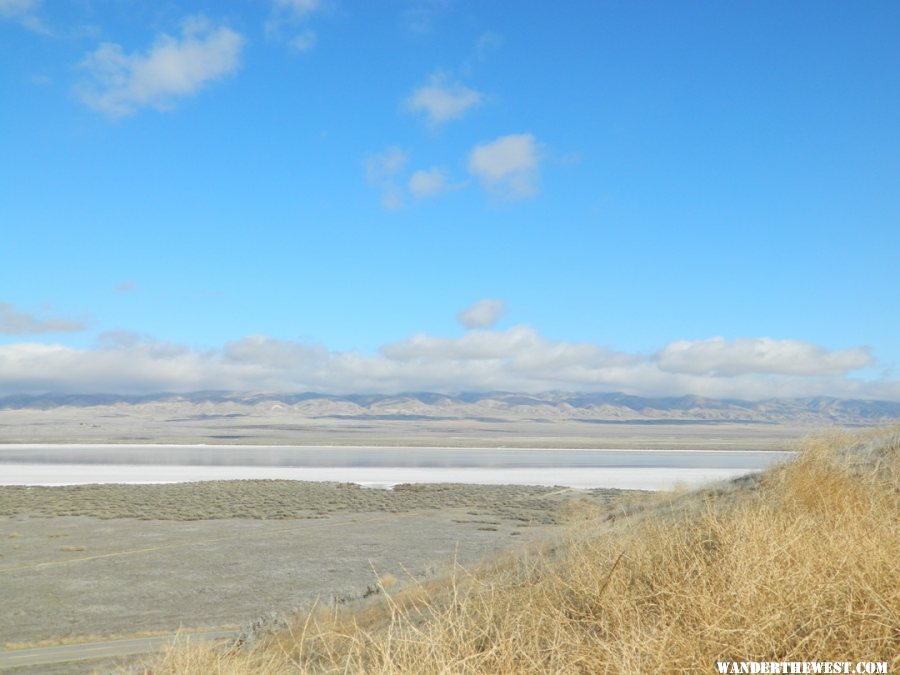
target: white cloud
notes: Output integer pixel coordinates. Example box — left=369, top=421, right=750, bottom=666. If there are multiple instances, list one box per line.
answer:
left=457, top=299, right=506, bottom=329
left=0, top=302, right=85, bottom=335
left=656, top=337, right=873, bottom=377
left=0, top=299, right=888, bottom=399
left=0, top=0, right=48, bottom=33
left=408, top=167, right=449, bottom=199
left=0, top=340, right=211, bottom=395
left=381, top=325, right=637, bottom=373
left=76, top=16, right=244, bottom=117
left=365, top=146, right=410, bottom=210
left=406, top=74, right=483, bottom=126
left=468, top=133, right=541, bottom=200
left=0, top=329, right=630, bottom=396
left=1, top=327, right=891, bottom=400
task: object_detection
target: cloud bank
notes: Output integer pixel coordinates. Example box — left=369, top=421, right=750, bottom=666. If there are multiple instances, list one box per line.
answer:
left=77, top=16, right=243, bottom=117
left=0, top=326, right=893, bottom=400
left=656, top=337, right=873, bottom=377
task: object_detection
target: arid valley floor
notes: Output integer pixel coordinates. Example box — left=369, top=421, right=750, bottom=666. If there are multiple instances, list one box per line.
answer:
left=1, top=393, right=889, bottom=673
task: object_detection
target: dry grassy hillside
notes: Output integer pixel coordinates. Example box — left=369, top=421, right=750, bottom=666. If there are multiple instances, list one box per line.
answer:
left=137, top=428, right=900, bottom=674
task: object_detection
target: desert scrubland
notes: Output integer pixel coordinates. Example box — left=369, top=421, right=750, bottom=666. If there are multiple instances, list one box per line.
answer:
left=0, top=480, right=648, bottom=671
left=125, top=427, right=899, bottom=674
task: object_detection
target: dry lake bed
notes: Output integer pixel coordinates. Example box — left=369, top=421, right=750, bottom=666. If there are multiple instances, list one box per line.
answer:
left=0, top=427, right=802, bottom=672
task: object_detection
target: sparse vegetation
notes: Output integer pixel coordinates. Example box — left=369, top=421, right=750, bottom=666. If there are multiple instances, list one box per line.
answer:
left=0, top=481, right=634, bottom=524
left=136, top=428, right=899, bottom=674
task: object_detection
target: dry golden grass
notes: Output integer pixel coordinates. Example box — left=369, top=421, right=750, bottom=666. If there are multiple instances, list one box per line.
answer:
left=132, top=428, right=900, bottom=674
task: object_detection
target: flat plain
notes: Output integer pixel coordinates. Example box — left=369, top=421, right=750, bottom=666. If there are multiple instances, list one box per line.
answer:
left=0, top=398, right=814, bottom=449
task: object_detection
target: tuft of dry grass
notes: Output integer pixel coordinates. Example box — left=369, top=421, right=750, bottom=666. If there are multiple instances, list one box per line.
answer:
left=127, top=428, right=900, bottom=674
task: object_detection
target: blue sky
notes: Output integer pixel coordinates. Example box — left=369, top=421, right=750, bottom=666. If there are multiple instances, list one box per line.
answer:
left=1, top=0, right=898, bottom=399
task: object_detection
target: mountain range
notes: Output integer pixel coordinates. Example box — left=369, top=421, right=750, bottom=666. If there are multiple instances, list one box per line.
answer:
left=2, top=391, right=899, bottom=426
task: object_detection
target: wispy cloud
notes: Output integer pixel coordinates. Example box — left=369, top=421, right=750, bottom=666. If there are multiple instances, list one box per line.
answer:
left=76, top=16, right=244, bottom=117
left=472, top=32, right=502, bottom=62
left=468, top=133, right=541, bottom=200
left=0, top=0, right=49, bottom=34
left=273, top=0, right=322, bottom=16
left=0, top=302, right=85, bottom=335
left=402, top=0, right=451, bottom=35
left=365, top=146, right=409, bottom=182
left=289, top=29, right=317, bottom=52
left=364, top=146, right=410, bottom=210
left=406, top=73, right=483, bottom=126
left=408, top=167, right=451, bottom=199
left=267, top=0, right=324, bottom=52
left=457, top=299, right=506, bottom=329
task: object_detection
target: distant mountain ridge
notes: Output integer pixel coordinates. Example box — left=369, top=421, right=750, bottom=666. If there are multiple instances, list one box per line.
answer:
left=1, top=391, right=899, bottom=426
